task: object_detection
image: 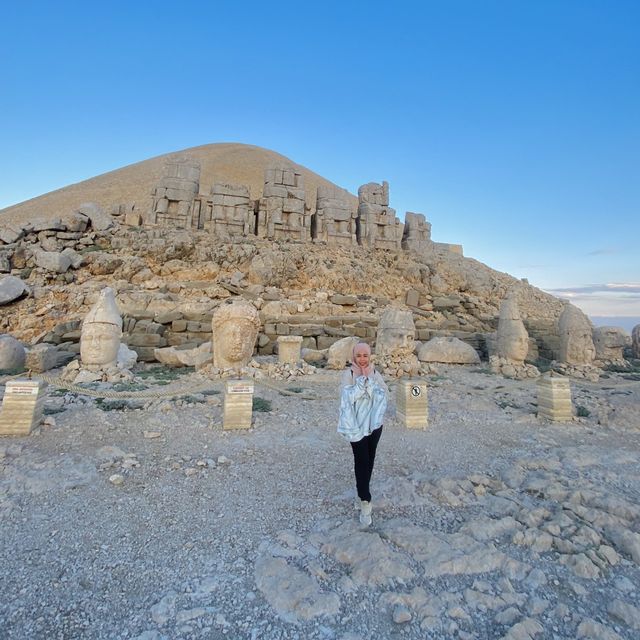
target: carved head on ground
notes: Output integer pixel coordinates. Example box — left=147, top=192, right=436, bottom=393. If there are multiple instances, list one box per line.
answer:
left=376, top=309, right=416, bottom=357
left=211, top=299, right=261, bottom=369
left=80, top=288, right=122, bottom=369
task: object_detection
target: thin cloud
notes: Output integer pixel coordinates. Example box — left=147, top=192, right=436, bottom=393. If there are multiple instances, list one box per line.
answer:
left=586, top=248, right=620, bottom=256
left=544, top=282, right=640, bottom=317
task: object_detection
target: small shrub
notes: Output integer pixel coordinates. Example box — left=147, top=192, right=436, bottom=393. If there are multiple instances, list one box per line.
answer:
left=253, top=397, right=272, bottom=412
left=576, top=405, right=591, bottom=418
left=181, top=394, right=205, bottom=405
left=44, top=406, right=66, bottom=416
left=281, top=386, right=304, bottom=396
left=201, top=389, right=220, bottom=396
left=112, top=382, right=148, bottom=393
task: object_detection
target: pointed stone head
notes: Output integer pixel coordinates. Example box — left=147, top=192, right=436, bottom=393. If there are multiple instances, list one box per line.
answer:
left=80, top=288, right=122, bottom=368
left=496, top=292, right=529, bottom=363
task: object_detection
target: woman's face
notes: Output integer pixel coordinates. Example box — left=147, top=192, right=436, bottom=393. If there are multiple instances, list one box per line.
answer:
left=353, top=346, right=370, bottom=368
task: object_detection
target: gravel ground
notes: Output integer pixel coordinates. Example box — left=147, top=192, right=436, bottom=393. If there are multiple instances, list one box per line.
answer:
left=1, top=364, right=639, bottom=640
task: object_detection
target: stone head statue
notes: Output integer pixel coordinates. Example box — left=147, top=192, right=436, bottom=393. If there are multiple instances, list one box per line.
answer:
left=80, top=288, right=122, bottom=369
left=376, top=309, right=416, bottom=357
left=496, top=292, right=529, bottom=363
left=557, top=303, right=595, bottom=365
left=211, top=299, right=261, bottom=369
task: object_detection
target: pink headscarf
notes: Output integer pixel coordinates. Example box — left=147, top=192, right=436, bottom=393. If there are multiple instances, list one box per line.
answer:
left=351, top=341, right=374, bottom=378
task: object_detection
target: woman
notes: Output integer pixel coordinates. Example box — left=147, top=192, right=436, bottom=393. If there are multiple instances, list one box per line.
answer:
left=338, top=342, right=388, bottom=526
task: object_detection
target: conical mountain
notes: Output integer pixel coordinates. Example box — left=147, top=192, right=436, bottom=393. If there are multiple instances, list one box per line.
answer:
left=0, top=143, right=357, bottom=225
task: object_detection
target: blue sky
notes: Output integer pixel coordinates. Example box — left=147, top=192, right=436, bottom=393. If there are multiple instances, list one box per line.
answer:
left=1, top=1, right=638, bottom=326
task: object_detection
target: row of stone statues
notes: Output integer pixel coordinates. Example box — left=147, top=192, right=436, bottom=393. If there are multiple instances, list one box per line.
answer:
left=70, top=288, right=635, bottom=383
left=143, top=158, right=460, bottom=254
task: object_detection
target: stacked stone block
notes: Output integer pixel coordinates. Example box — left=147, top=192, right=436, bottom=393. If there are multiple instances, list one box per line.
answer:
left=396, top=379, right=429, bottom=429
left=257, top=165, right=309, bottom=241
left=277, top=335, right=303, bottom=364
left=149, top=159, right=201, bottom=229
left=190, top=183, right=254, bottom=238
left=0, top=380, right=47, bottom=436
left=401, top=212, right=432, bottom=253
left=536, top=373, right=573, bottom=421
left=223, top=380, right=254, bottom=429
left=313, top=185, right=356, bottom=245
left=357, top=181, right=403, bottom=250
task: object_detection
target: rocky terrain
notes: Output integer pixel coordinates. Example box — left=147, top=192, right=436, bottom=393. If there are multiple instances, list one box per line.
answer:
left=1, top=363, right=640, bottom=640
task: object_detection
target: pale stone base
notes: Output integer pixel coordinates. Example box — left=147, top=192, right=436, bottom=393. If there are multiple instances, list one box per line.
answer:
left=0, top=380, right=47, bottom=436
left=537, top=373, right=573, bottom=422
left=223, top=379, right=254, bottom=430
left=396, top=379, right=429, bottom=429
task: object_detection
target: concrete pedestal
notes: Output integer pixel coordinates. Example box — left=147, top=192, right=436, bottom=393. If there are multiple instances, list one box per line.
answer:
left=223, top=379, right=254, bottom=430
left=537, top=373, right=572, bottom=421
left=0, top=380, right=47, bottom=436
left=396, top=379, right=428, bottom=429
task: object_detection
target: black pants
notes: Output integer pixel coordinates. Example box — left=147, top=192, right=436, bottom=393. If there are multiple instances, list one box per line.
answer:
left=350, top=426, right=383, bottom=502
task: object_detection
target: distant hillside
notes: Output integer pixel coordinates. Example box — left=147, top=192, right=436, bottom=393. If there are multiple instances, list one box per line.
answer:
left=0, top=143, right=357, bottom=226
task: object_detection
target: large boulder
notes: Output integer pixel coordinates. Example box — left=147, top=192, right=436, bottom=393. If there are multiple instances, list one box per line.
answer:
left=77, top=202, right=114, bottom=230
left=33, top=249, right=72, bottom=274
left=0, top=335, right=26, bottom=373
left=326, top=336, right=360, bottom=370
left=0, top=275, right=29, bottom=305
left=25, top=343, right=59, bottom=373
left=593, top=326, right=628, bottom=362
left=418, top=337, right=480, bottom=364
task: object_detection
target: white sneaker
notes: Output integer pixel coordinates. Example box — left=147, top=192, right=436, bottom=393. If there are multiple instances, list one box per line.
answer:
left=359, top=500, right=372, bottom=526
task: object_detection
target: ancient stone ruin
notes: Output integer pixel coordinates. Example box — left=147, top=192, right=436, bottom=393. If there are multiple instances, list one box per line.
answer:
left=149, top=158, right=201, bottom=229
left=313, top=185, right=356, bottom=246
left=257, top=166, right=309, bottom=241
left=211, top=299, right=261, bottom=372
left=356, top=181, right=403, bottom=251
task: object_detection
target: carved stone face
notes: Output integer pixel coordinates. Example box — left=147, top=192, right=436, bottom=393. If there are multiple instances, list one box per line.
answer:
left=376, top=309, right=416, bottom=357
left=80, top=323, right=121, bottom=367
left=498, top=321, right=529, bottom=362
left=212, top=300, right=260, bottom=370
left=217, top=320, right=255, bottom=365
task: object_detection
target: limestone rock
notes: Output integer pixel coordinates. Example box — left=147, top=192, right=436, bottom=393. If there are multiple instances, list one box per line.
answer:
left=0, top=334, right=26, bottom=373
left=0, top=224, right=24, bottom=244
left=326, top=336, right=360, bottom=370
left=254, top=555, right=340, bottom=623
left=154, top=343, right=212, bottom=368
left=25, top=343, right=59, bottom=373
left=117, top=343, right=138, bottom=370
left=33, top=249, right=72, bottom=274
left=0, top=275, right=29, bottom=305
left=593, top=326, right=628, bottom=362
left=418, top=337, right=480, bottom=364
left=77, top=202, right=114, bottom=230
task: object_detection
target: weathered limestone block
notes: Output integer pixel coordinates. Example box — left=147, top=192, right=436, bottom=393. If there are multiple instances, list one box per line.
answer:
left=327, top=336, right=360, bottom=370
left=77, top=202, right=114, bottom=230
left=401, top=212, right=432, bottom=253
left=257, top=165, right=310, bottom=241
left=537, top=373, right=572, bottom=421
left=0, top=275, right=28, bottom=305
left=60, top=212, right=89, bottom=232
left=418, top=337, right=480, bottom=364
left=633, top=324, right=640, bottom=359
left=0, top=224, right=24, bottom=244
left=313, top=185, right=356, bottom=245
left=149, top=159, right=201, bottom=229
left=200, top=182, right=254, bottom=238
left=154, top=342, right=211, bottom=368
left=593, top=326, right=628, bottom=363
left=212, top=299, right=260, bottom=370
left=558, top=304, right=596, bottom=366
left=0, top=380, right=47, bottom=436
left=277, top=335, right=303, bottom=365
left=396, top=379, right=428, bottom=429
left=25, top=343, right=59, bottom=373
left=33, top=249, right=72, bottom=274
left=496, top=293, right=528, bottom=364
left=0, top=335, right=26, bottom=373
left=357, top=181, right=403, bottom=250
left=223, top=379, right=254, bottom=429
